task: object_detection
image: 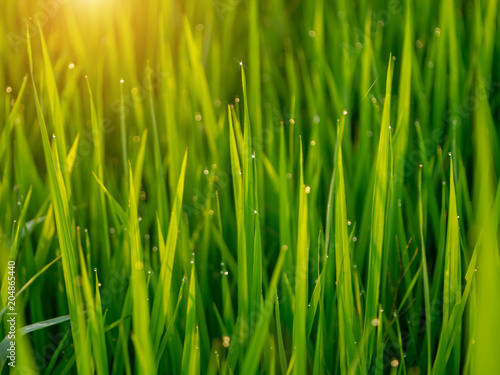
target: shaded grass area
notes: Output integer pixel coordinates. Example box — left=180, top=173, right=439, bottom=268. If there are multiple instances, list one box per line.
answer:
left=0, top=0, right=499, bottom=373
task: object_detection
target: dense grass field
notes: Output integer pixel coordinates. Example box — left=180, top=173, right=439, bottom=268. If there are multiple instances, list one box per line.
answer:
left=1, top=0, right=499, bottom=373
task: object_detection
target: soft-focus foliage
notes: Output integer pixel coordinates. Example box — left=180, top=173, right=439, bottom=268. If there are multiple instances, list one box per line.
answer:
left=0, top=0, right=499, bottom=373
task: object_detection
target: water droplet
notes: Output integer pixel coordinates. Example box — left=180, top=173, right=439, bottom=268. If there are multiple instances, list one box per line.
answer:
left=371, top=318, right=380, bottom=326
left=343, top=110, right=348, bottom=115
left=390, top=359, right=399, bottom=367
left=308, top=30, right=316, bottom=37
left=52, top=134, right=56, bottom=138
left=68, top=63, right=75, bottom=69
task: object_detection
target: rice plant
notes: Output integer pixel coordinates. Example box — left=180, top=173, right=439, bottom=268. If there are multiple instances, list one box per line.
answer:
left=0, top=0, right=499, bottom=373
